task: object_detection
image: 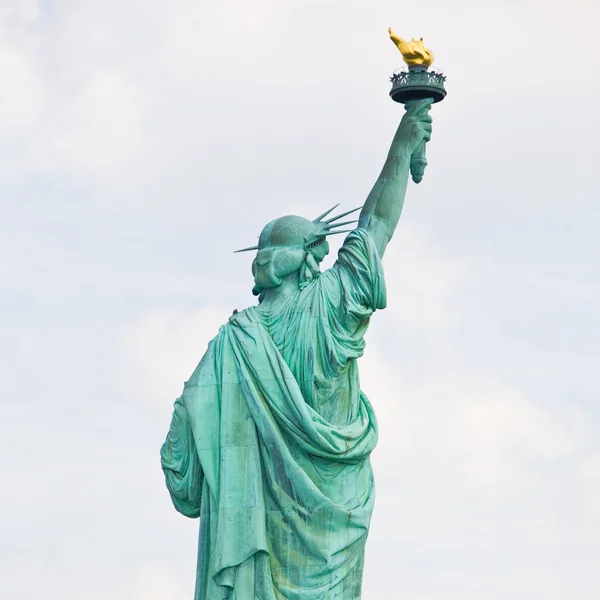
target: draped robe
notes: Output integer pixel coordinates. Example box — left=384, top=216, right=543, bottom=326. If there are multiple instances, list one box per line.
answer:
left=161, top=229, right=386, bottom=599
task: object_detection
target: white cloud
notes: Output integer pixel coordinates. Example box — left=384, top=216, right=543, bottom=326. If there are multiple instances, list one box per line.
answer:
left=121, top=304, right=230, bottom=405
left=0, top=0, right=41, bottom=28
left=78, top=563, right=187, bottom=600
left=383, top=225, right=468, bottom=333
left=0, top=39, right=42, bottom=136
left=28, top=69, right=149, bottom=178
left=158, top=0, right=286, bottom=79
left=578, top=452, right=600, bottom=521
left=365, top=348, right=582, bottom=497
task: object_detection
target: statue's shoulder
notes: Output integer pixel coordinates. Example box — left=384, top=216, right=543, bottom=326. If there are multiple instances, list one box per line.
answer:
left=226, top=305, right=260, bottom=327
left=180, top=307, right=265, bottom=406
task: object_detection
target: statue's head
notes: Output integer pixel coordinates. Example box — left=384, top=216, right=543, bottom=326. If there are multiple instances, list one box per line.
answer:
left=234, top=205, right=360, bottom=300
left=252, top=215, right=330, bottom=298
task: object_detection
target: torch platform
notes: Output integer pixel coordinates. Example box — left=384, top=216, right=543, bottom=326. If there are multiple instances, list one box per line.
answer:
left=390, top=64, right=447, bottom=104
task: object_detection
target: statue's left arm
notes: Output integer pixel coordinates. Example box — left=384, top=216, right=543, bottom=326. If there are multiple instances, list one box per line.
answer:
left=358, top=98, right=433, bottom=257
left=161, top=396, right=203, bottom=518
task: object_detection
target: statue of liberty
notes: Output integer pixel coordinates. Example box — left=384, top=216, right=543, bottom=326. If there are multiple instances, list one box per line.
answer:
left=161, top=97, right=433, bottom=599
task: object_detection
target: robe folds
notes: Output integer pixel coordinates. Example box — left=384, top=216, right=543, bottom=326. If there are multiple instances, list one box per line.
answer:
left=161, top=229, right=386, bottom=600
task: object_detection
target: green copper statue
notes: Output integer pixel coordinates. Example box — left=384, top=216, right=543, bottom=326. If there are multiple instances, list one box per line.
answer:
left=161, top=96, right=434, bottom=599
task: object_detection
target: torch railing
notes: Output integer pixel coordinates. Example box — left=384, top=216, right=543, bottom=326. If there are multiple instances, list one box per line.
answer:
left=390, top=66, right=446, bottom=88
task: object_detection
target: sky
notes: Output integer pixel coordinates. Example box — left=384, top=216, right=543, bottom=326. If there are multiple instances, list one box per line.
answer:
left=1, top=0, right=599, bottom=598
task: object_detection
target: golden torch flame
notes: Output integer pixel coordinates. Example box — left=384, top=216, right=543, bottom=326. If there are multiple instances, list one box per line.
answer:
left=388, top=28, right=435, bottom=67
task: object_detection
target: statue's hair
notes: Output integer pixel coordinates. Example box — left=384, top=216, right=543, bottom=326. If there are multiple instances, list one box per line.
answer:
left=251, top=239, right=329, bottom=298
left=252, top=247, right=304, bottom=293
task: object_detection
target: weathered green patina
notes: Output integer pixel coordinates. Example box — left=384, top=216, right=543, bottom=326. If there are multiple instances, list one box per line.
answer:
left=161, top=98, right=434, bottom=599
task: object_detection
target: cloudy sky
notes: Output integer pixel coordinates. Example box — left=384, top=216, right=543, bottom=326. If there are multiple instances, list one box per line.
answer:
left=1, top=0, right=599, bottom=598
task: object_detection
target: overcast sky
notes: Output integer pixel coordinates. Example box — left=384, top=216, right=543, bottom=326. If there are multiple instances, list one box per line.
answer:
left=1, top=0, right=599, bottom=598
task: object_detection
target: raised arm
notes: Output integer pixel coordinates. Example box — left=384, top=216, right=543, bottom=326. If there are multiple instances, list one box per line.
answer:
left=358, top=99, right=433, bottom=257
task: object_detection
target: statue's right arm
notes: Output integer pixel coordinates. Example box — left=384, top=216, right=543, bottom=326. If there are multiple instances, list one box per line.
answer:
left=358, top=98, right=433, bottom=257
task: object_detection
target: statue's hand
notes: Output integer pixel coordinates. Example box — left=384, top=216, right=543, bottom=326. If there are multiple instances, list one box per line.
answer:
left=397, top=98, right=433, bottom=157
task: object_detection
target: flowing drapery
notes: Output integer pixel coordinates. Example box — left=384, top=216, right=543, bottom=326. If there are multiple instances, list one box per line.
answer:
left=161, top=229, right=386, bottom=599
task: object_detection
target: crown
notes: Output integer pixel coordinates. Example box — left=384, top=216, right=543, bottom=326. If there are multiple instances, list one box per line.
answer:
left=234, top=204, right=362, bottom=254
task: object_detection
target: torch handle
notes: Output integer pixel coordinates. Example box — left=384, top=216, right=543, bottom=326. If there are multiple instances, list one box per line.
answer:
left=404, top=98, right=433, bottom=184
left=410, top=139, right=427, bottom=184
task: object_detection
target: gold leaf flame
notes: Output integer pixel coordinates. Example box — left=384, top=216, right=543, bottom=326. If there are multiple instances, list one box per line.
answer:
left=388, top=28, right=435, bottom=67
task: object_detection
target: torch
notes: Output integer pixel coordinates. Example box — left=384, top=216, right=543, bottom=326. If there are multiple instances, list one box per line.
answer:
left=388, top=28, right=447, bottom=183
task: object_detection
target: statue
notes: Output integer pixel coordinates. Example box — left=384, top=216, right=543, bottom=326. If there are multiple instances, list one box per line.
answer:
left=161, top=30, right=438, bottom=600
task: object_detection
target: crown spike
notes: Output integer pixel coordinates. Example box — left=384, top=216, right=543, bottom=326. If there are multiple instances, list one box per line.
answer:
left=233, top=245, right=259, bottom=253
left=324, top=229, right=353, bottom=237
left=323, top=205, right=362, bottom=223
left=325, top=219, right=358, bottom=229
left=313, top=203, right=340, bottom=223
